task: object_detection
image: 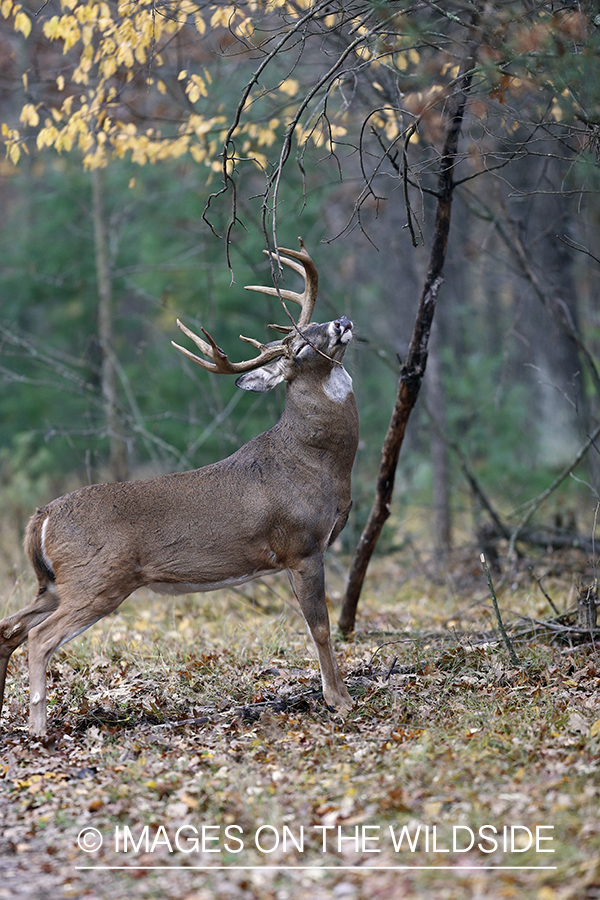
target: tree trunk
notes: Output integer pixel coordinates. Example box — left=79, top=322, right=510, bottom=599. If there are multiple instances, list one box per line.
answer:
left=92, top=167, right=128, bottom=482
left=338, top=66, right=473, bottom=636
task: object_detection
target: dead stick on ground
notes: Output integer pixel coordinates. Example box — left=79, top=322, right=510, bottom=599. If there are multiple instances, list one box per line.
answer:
left=480, top=552, right=520, bottom=666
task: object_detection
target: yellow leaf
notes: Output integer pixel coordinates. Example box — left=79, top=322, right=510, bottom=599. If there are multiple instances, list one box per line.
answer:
left=1, top=0, right=13, bottom=20
left=186, top=74, right=207, bottom=104
left=210, top=6, right=234, bottom=28
left=257, top=125, right=277, bottom=147
left=384, top=117, right=399, bottom=141
left=550, top=97, right=563, bottom=123
left=14, top=9, right=31, bottom=37
left=43, top=16, right=60, bottom=40
left=19, top=103, right=39, bottom=127
left=56, top=74, right=65, bottom=91
left=236, top=14, right=253, bottom=39
left=116, top=40, right=133, bottom=68
left=279, top=78, right=299, bottom=97
left=56, top=130, right=73, bottom=152
left=82, top=22, right=93, bottom=46
left=190, top=144, right=206, bottom=164
left=62, top=19, right=81, bottom=53
left=590, top=719, right=600, bottom=737
left=36, top=123, right=59, bottom=149
left=99, top=56, right=117, bottom=80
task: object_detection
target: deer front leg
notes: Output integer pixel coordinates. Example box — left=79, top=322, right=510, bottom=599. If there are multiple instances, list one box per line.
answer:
left=288, top=556, right=353, bottom=714
left=0, top=654, right=10, bottom=722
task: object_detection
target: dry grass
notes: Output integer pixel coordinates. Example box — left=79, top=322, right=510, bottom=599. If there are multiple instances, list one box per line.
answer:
left=1, top=532, right=600, bottom=900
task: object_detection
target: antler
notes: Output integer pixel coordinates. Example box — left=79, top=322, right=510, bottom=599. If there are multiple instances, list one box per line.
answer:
left=172, top=237, right=318, bottom=374
left=245, top=237, right=318, bottom=330
left=172, top=323, right=287, bottom=375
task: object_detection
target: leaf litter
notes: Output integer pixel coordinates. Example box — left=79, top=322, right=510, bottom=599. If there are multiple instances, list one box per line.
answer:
left=1, top=550, right=600, bottom=899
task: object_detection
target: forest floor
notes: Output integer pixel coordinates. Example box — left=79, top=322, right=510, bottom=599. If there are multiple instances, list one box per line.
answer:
left=1, top=532, right=600, bottom=900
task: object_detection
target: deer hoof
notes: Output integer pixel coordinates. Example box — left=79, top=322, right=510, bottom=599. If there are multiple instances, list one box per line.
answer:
left=324, top=687, right=354, bottom=716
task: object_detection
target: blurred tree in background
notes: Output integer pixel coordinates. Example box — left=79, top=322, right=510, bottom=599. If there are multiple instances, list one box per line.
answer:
left=1, top=1, right=600, bottom=603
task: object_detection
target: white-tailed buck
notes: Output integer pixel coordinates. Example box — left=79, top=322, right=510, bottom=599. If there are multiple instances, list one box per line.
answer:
left=0, top=240, right=359, bottom=735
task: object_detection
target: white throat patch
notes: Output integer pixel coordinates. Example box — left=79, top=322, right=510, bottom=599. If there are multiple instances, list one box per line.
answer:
left=323, top=367, right=353, bottom=402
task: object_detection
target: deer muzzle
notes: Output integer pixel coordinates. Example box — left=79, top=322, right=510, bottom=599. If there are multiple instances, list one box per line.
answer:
left=334, top=316, right=353, bottom=342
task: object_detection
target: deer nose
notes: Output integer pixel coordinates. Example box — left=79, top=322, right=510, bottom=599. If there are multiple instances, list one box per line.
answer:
left=335, top=316, right=353, bottom=333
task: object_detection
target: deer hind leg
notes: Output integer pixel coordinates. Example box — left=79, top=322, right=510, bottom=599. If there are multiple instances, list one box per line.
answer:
left=287, top=555, right=353, bottom=714
left=26, top=586, right=122, bottom=736
left=0, top=587, right=60, bottom=721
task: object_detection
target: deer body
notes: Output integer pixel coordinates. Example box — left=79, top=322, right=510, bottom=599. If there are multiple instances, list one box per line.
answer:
left=0, top=243, right=359, bottom=735
left=28, top=377, right=356, bottom=595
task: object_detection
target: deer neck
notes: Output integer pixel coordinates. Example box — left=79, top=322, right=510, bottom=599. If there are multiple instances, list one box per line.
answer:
left=279, top=369, right=358, bottom=467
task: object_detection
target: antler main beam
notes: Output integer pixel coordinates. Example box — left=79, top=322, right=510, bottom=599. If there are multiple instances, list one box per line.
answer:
left=172, top=238, right=318, bottom=374
left=245, top=237, right=318, bottom=329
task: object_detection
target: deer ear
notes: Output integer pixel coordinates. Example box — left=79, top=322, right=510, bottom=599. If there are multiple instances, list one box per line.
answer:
left=235, top=359, right=287, bottom=393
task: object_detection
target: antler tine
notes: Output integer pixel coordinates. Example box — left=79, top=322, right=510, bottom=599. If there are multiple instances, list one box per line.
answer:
left=172, top=319, right=286, bottom=374
left=172, top=239, right=317, bottom=375
left=244, top=237, right=318, bottom=329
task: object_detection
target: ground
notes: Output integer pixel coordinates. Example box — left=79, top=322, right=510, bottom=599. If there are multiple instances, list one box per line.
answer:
left=1, top=539, right=600, bottom=900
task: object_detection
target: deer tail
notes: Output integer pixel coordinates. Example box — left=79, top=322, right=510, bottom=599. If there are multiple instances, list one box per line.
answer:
left=24, top=507, right=56, bottom=588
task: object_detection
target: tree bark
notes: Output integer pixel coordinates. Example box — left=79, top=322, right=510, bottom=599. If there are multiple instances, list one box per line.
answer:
left=338, top=67, right=473, bottom=635
left=92, top=167, right=128, bottom=482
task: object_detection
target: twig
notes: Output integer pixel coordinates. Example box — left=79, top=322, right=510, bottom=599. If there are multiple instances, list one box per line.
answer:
left=557, top=234, right=600, bottom=269
left=480, top=552, right=520, bottom=665
left=507, top=422, right=600, bottom=562
left=385, top=656, right=398, bottom=681
left=530, top=568, right=561, bottom=617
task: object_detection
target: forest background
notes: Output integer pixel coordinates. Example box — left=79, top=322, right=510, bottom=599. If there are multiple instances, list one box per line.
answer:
left=2, top=0, right=600, bottom=562
left=2, top=3, right=600, bottom=900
